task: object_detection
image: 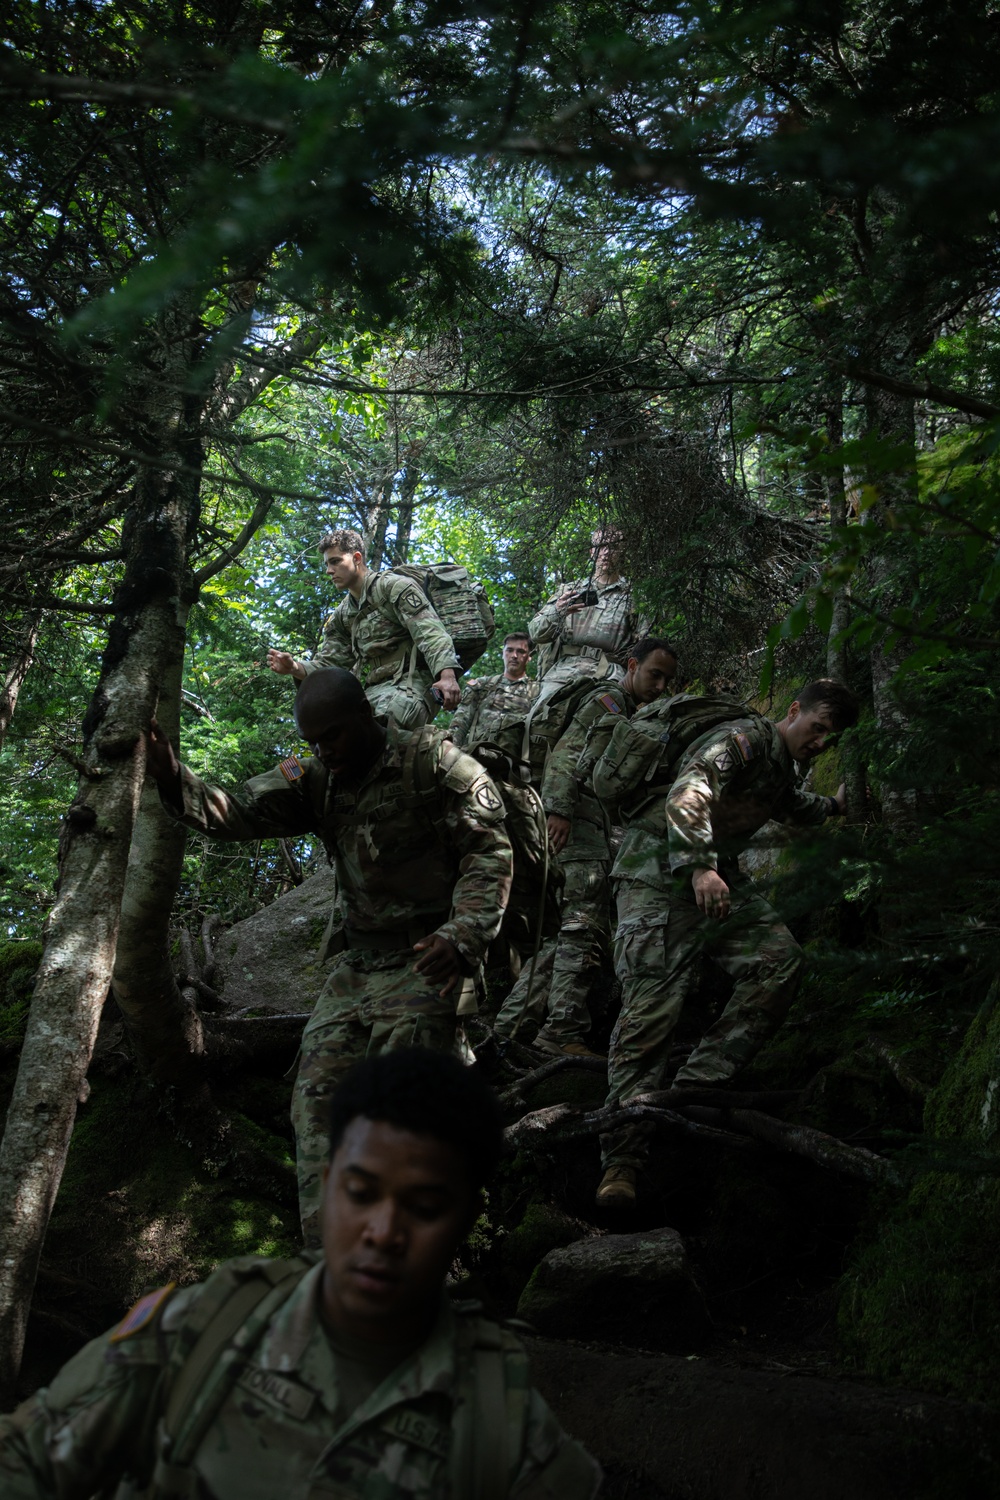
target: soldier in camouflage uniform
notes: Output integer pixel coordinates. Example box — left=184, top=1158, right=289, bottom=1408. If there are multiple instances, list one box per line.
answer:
left=0, top=1050, right=601, bottom=1499
left=495, top=640, right=678, bottom=1056
left=529, top=526, right=648, bottom=693
left=448, top=633, right=539, bottom=760
left=268, top=527, right=462, bottom=728
left=595, top=680, right=859, bottom=1208
left=146, top=668, right=512, bottom=1246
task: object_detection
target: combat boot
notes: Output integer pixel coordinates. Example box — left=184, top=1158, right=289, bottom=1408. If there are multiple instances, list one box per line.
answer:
left=595, top=1165, right=636, bottom=1209
left=532, top=1032, right=606, bottom=1060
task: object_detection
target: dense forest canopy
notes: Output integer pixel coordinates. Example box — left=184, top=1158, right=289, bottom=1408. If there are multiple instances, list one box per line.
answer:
left=0, top=0, right=999, bottom=1428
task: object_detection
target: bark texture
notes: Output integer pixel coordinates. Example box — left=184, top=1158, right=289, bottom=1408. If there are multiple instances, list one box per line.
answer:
left=0, top=448, right=200, bottom=1403
left=0, top=613, right=40, bottom=751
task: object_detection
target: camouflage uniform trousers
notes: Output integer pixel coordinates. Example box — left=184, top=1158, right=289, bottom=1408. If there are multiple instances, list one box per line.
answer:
left=292, top=947, right=464, bottom=1246
left=494, top=856, right=610, bottom=1044
left=601, top=873, right=803, bottom=1171
left=366, top=676, right=433, bottom=729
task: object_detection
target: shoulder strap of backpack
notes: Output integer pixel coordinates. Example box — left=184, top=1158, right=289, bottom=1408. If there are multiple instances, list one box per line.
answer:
left=163, top=1256, right=313, bottom=1470
left=449, top=1314, right=530, bottom=1500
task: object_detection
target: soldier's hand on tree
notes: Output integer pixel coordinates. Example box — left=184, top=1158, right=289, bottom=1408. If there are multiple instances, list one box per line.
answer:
left=432, top=670, right=461, bottom=710
left=547, top=814, right=572, bottom=855
left=267, top=649, right=304, bottom=679
left=412, top=933, right=464, bottom=996
left=145, top=720, right=182, bottom=798
left=692, top=867, right=730, bottom=921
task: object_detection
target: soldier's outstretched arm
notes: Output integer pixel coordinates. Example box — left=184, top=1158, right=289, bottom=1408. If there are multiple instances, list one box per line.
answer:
left=147, top=737, right=325, bottom=844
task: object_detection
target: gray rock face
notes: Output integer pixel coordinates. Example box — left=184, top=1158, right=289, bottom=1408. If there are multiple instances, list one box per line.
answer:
left=517, top=1227, right=706, bottom=1348
left=213, top=870, right=336, bottom=1015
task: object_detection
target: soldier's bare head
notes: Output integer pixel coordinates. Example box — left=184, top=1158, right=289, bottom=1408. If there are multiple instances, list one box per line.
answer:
left=624, top=637, right=678, bottom=705
left=319, top=1051, right=505, bottom=1343
left=590, top=522, right=623, bottom=581
left=319, top=527, right=367, bottom=594
left=502, top=632, right=532, bottom=680
left=778, top=679, right=860, bottom=763
left=295, top=668, right=384, bottom=780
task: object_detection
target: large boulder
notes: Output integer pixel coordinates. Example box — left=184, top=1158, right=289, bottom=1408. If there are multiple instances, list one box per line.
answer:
left=213, top=870, right=336, bottom=1015
left=517, top=1226, right=707, bottom=1348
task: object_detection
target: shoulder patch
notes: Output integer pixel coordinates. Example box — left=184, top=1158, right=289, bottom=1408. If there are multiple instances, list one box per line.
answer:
left=733, top=731, right=754, bottom=763
left=109, top=1283, right=176, bottom=1343
left=599, top=693, right=622, bottom=714
left=279, top=755, right=306, bottom=782
left=474, top=780, right=504, bottom=814
left=397, top=584, right=429, bottom=615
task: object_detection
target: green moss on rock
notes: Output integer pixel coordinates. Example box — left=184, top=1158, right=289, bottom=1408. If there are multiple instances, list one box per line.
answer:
left=840, top=985, right=1000, bottom=1402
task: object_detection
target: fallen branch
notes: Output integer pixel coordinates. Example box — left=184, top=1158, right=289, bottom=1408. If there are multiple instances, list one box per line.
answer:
left=726, top=1109, right=901, bottom=1186
left=503, top=1101, right=759, bottom=1153
left=500, top=1055, right=607, bottom=1107
left=181, top=975, right=225, bottom=1011
left=862, top=1036, right=929, bottom=1100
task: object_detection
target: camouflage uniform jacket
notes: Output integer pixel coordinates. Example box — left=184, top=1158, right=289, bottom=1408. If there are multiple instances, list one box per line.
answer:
left=529, top=577, right=646, bottom=680
left=613, top=715, right=831, bottom=890
left=165, top=727, right=512, bottom=968
left=541, top=683, right=636, bottom=861
left=0, top=1256, right=601, bottom=1499
left=303, top=571, right=461, bottom=686
left=448, top=674, right=539, bottom=754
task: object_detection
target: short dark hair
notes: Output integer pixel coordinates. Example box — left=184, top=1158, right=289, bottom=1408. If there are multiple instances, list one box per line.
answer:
left=503, top=633, right=531, bottom=648
left=794, top=679, right=859, bottom=730
left=319, top=528, right=365, bottom=556
left=295, top=665, right=369, bottom=719
left=327, top=1050, right=505, bottom=1194
left=629, top=636, right=677, bottom=665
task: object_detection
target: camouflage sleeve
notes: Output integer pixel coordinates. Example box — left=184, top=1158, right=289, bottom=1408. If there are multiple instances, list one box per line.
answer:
left=509, top=1386, right=602, bottom=1499
left=774, top=783, right=831, bottom=827
left=161, top=758, right=325, bottom=843
left=665, top=721, right=769, bottom=874
left=433, top=744, right=513, bottom=966
left=528, top=588, right=571, bottom=646
left=0, top=1299, right=180, bottom=1496
left=447, top=680, right=485, bottom=747
left=541, top=695, right=607, bottom=820
left=381, top=574, right=461, bottom=677
left=299, top=605, right=354, bottom=676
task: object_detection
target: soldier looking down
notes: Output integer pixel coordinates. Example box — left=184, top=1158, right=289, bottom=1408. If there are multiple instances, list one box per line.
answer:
left=448, top=632, right=539, bottom=759
left=0, top=1049, right=601, bottom=1499
left=267, top=528, right=462, bottom=727
left=594, top=679, right=859, bottom=1209
left=145, top=668, right=512, bottom=1246
left=529, top=526, right=649, bottom=693
left=495, top=639, right=678, bottom=1056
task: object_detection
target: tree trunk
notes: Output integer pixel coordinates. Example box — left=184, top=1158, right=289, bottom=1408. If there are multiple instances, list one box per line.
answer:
left=111, top=601, right=206, bottom=1088
left=0, top=449, right=201, bottom=1403
left=392, top=466, right=418, bottom=564
left=823, top=389, right=868, bottom=824
left=0, top=613, right=41, bottom=752
left=862, top=371, right=920, bottom=834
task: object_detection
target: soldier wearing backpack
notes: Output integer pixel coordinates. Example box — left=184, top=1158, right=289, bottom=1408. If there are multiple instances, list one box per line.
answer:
left=592, top=680, right=859, bottom=1209
left=0, top=1049, right=601, bottom=1499
left=268, top=529, right=493, bottom=727
left=145, top=668, right=512, bottom=1247
left=494, top=638, right=678, bottom=1057
left=449, top=633, right=540, bottom=756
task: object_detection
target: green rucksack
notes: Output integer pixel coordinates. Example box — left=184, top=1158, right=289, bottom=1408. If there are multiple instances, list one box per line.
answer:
left=589, top=692, right=760, bottom=818
left=386, top=563, right=496, bottom=672
left=516, top=674, right=611, bottom=781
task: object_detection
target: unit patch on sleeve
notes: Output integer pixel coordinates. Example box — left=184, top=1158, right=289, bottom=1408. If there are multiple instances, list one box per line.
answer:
left=474, top=781, right=504, bottom=813
left=109, top=1283, right=176, bottom=1343
left=399, top=586, right=428, bottom=615
left=599, top=694, right=622, bottom=714
left=279, top=755, right=306, bottom=783
left=713, top=731, right=755, bottom=776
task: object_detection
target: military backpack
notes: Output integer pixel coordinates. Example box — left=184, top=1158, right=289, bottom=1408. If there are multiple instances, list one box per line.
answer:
left=589, top=692, right=762, bottom=819
left=382, top=563, right=496, bottom=672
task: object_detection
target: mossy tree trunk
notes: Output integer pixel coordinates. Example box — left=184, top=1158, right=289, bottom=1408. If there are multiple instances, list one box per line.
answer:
left=0, top=421, right=203, bottom=1403
left=0, top=613, right=40, bottom=753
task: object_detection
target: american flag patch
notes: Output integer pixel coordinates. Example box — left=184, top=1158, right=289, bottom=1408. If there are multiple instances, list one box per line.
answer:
left=109, top=1283, right=175, bottom=1343
left=734, top=732, right=754, bottom=763
left=599, top=693, right=622, bottom=713
left=279, top=755, right=306, bottom=782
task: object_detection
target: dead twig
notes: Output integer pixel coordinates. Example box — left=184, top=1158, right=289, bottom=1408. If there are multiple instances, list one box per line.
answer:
left=726, top=1109, right=901, bottom=1186
left=862, top=1035, right=929, bottom=1100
